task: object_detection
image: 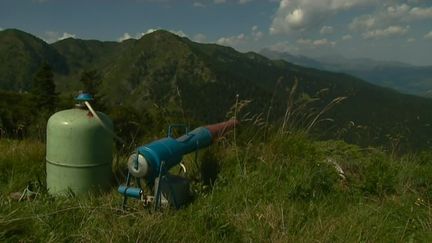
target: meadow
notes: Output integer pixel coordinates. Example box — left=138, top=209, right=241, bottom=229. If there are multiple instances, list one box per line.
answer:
left=1, top=127, right=432, bottom=242
left=1, top=28, right=432, bottom=243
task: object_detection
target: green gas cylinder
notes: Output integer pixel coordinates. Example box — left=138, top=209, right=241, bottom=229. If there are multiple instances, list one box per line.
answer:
left=46, top=94, right=113, bottom=195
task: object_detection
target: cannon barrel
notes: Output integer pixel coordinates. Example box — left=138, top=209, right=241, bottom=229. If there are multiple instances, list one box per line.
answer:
left=128, top=119, right=238, bottom=183
left=205, top=119, right=239, bottom=140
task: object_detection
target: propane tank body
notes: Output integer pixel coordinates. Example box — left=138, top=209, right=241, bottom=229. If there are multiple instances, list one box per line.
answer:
left=46, top=96, right=113, bottom=195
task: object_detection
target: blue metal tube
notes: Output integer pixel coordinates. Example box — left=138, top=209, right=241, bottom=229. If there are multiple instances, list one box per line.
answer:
left=137, top=126, right=213, bottom=182
left=118, top=186, right=142, bottom=199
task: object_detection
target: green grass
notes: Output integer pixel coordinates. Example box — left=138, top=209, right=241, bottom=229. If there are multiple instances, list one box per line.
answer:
left=1, top=132, right=432, bottom=242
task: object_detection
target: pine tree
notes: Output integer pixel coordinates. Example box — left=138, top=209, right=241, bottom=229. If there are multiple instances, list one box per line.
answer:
left=80, top=69, right=104, bottom=109
left=31, top=63, right=57, bottom=112
left=80, top=69, right=101, bottom=97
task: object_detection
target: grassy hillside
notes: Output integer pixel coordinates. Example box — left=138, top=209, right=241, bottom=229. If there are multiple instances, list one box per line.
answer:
left=52, top=30, right=432, bottom=150
left=0, top=29, right=68, bottom=91
left=1, top=127, right=432, bottom=242
left=52, top=38, right=120, bottom=91
left=0, top=29, right=432, bottom=151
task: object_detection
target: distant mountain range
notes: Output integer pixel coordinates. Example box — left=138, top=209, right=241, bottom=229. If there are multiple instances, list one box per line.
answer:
left=0, top=28, right=431, bottom=150
left=260, top=49, right=432, bottom=97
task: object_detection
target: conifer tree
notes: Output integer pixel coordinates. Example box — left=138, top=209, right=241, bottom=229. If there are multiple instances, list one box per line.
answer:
left=31, top=63, right=57, bottom=112
left=80, top=69, right=101, bottom=97
left=80, top=69, right=104, bottom=109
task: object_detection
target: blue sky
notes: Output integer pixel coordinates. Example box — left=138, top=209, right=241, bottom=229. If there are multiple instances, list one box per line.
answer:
left=1, top=0, right=432, bottom=66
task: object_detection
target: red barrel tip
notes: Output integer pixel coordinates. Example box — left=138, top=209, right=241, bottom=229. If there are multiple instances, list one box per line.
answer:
left=205, top=119, right=239, bottom=139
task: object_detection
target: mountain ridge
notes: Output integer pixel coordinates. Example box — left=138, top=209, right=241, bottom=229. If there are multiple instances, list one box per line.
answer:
left=0, top=28, right=432, bottom=150
left=0, top=28, right=68, bottom=91
left=260, top=48, right=432, bottom=97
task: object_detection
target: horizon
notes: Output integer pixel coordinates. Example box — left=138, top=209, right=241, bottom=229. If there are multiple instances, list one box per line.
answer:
left=1, top=0, right=432, bottom=66
left=2, top=27, right=430, bottom=68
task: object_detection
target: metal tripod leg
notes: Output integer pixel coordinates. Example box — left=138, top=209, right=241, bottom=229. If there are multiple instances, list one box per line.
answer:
left=122, top=172, right=132, bottom=209
left=154, top=161, right=165, bottom=211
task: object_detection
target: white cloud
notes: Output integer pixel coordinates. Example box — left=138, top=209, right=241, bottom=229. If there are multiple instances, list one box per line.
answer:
left=320, top=25, right=334, bottom=35
left=312, top=38, right=336, bottom=47
left=267, top=38, right=337, bottom=55
left=43, top=31, right=77, bottom=43
left=216, top=33, right=246, bottom=47
left=351, top=3, right=432, bottom=34
left=348, top=3, right=432, bottom=40
left=386, top=4, right=411, bottom=19
left=276, top=8, right=305, bottom=32
left=143, top=28, right=159, bottom=36
left=58, top=32, right=76, bottom=40
left=149, top=0, right=251, bottom=5
left=409, top=6, right=432, bottom=19
left=386, top=4, right=432, bottom=21
left=268, top=41, right=299, bottom=53
left=170, top=30, right=187, bottom=37
left=297, top=38, right=336, bottom=48
left=251, top=25, right=264, bottom=40
left=239, top=0, right=252, bottom=4
left=141, top=28, right=187, bottom=37
left=342, top=34, right=353, bottom=41
left=193, top=2, right=205, bottom=7
left=362, top=25, right=409, bottom=39
left=407, top=0, right=425, bottom=3
left=118, top=28, right=188, bottom=42
left=118, top=33, right=132, bottom=42
left=425, top=31, right=432, bottom=40
left=407, top=37, right=416, bottom=42
left=270, top=0, right=376, bottom=34
left=213, top=26, right=262, bottom=47
left=43, top=31, right=58, bottom=42
left=193, top=33, right=207, bottom=43
left=350, top=15, right=376, bottom=30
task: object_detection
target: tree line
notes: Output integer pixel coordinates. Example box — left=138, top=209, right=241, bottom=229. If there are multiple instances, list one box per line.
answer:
left=0, top=63, right=162, bottom=152
left=0, top=63, right=103, bottom=140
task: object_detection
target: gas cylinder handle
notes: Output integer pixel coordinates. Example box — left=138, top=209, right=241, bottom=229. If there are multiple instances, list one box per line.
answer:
left=167, top=124, right=189, bottom=138
left=84, top=101, right=126, bottom=145
left=179, top=162, right=187, bottom=175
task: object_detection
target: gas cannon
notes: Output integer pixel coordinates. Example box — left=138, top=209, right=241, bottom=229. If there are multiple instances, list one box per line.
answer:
left=118, top=119, right=238, bottom=209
